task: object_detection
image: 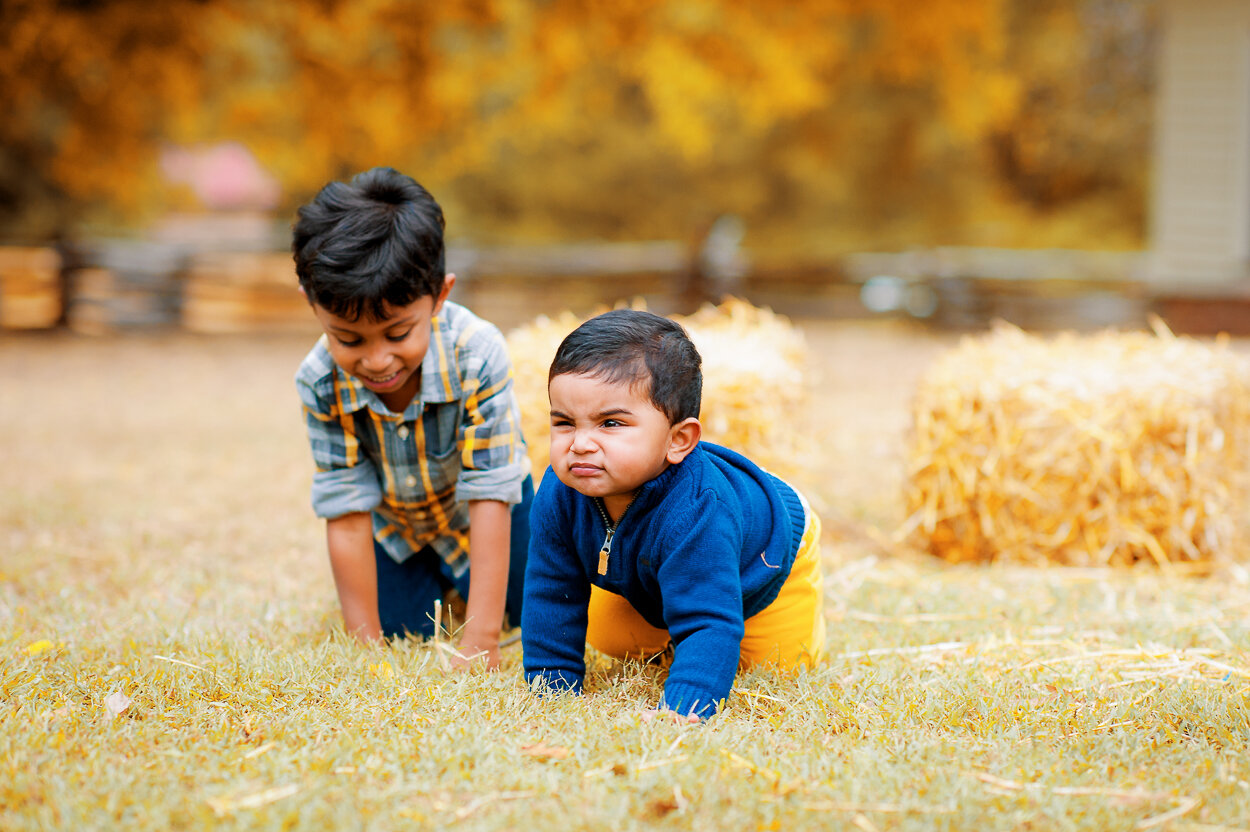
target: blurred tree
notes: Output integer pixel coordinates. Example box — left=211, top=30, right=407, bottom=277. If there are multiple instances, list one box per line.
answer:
left=0, top=0, right=1152, bottom=252
left=988, top=0, right=1154, bottom=213
left=0, top=1, right=213, bottom=234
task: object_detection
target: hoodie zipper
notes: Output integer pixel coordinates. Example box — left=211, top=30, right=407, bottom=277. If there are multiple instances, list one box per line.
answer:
left=593, top=497, right=635, bottom=576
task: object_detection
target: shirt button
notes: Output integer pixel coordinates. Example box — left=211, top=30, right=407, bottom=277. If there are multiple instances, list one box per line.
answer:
left=397, top=425, right=410, bottom=439
left=405, top=475, right=417, bottom=488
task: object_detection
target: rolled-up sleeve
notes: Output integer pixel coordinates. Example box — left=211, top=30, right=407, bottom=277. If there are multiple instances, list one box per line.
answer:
left=297, top=373, right=382, bottom=519
left=310, top=465, right=382, bottom=519
left=454, top=325, right=528, bottom=505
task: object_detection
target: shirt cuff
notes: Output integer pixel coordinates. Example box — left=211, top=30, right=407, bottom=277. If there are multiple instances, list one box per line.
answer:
left=311, top=465, right=382, bottom=519
left=456, top=460, right=528, bottom=504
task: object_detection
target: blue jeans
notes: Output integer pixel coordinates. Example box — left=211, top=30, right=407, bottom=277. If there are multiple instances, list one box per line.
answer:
left=374, top=475, right=533, bottom=639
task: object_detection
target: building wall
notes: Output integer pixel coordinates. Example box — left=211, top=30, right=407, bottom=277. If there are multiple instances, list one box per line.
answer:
left=1151, top=0, right=1250, bottom=287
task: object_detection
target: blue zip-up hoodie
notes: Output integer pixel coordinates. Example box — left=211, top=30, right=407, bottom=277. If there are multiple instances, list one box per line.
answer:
left=522, top=442, right=807, bottom=718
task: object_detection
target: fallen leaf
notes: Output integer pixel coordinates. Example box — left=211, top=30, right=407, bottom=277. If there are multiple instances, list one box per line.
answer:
left=520, top=742, right=570, bottom=761
left=646, top=796, right=680, bottom=818
left=23, top=640, right=53, bottom=656
left=104, top=691, right=132, bottom=717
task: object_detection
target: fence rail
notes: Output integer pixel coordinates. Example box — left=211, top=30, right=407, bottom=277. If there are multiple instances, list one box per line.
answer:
left=3, top=242, right=1238, bottom=334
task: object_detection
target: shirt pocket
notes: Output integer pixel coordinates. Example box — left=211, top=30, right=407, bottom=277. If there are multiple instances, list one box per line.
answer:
left=419, top=404, right=462, bottom=494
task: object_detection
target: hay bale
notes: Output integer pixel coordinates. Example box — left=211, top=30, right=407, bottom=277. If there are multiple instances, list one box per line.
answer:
left=506, top=298, right=808, bottom=482
left=903, top=321, right=1250, bottom=568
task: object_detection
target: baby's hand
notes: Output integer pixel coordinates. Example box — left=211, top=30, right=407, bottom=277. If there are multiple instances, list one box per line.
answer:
left=641, top=708, right=700, bottom=724
left=451, top=630, right=501, bottom=672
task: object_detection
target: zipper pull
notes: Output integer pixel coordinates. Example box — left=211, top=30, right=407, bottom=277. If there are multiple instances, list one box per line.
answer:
left=598, top=527, right=615, bottom=575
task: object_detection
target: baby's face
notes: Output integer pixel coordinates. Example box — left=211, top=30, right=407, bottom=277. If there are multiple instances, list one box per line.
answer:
left=547, top=372, right=680, bottom=520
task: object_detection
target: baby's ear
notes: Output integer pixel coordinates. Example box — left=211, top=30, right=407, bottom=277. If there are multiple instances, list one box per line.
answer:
left=666, top=417, right=702, bottom=465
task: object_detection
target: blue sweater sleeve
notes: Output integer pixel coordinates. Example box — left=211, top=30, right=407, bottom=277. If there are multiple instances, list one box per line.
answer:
left=653, top=495, right=746, bottom=719
left=521, top=475, right=592, bottom=695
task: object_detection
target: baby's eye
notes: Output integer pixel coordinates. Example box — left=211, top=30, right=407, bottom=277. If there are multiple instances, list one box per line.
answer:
left=336, top=337, right=362, bottom=348
left=603, top=419, right=624, bottom=428
left=386, top=330, right=412, bottom=342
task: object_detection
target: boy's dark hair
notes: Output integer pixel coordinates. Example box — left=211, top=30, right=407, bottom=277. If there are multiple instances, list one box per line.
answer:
left=292, top=167, right=446, bottom=322
left=549, top=309, right=702, bottom=424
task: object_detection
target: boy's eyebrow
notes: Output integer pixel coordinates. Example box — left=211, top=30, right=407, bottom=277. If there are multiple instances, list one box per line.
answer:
left=382, top=314, right=419, bottom=329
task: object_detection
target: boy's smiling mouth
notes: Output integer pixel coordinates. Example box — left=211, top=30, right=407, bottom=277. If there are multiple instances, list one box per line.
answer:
left=361, top=370, right=403, bottom=388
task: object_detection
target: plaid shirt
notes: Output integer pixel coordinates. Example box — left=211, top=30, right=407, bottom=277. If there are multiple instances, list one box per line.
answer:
left=295, top=301, right=528, bottom=577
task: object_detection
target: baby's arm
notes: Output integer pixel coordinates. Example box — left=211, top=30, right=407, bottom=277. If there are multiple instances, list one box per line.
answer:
left=326, top=512, right=382, bottom=642
left=457, top=499, right=511, bottom=669
left=654, top=511, right=746, bottom=719
left=521, top=481, right=591, bottom=693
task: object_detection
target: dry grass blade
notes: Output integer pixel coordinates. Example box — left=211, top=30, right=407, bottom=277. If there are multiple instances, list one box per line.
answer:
left=207, top=784, right=302, bottom=816
left=968, top=772, right=1172, bottom=802
left=799, top=801, right=956, bottom=814
left=453, top=790, right=537, bottom=820
left=1135, top=797, right=1202, bottom=830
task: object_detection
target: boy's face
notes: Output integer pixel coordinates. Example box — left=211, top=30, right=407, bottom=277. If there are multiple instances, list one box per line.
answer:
left=548, top=371, right=699, bottom=521
left=312, top=276, right=454, bottom=411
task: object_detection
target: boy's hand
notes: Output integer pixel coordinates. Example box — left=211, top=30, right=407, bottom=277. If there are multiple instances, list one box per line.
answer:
left=451, top=628, right=501, bottom=671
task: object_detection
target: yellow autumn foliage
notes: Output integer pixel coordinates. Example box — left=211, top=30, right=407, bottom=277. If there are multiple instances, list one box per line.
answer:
left=1, top=1, right=1150, bottom=252
left=2, top=0, right=1009, bottom=217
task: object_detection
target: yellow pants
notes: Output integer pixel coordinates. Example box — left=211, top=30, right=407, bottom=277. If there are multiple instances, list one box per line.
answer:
left=586, top=501, right=826, bottom=670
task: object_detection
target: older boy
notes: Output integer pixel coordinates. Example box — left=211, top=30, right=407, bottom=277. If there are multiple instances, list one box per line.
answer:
left=294, top=167, right=530, bottom=669
left=522, top=309, right=825, bottom=718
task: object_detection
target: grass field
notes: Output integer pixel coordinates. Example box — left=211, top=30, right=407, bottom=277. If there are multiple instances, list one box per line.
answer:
left=3, top=321, right=1250, bottom=831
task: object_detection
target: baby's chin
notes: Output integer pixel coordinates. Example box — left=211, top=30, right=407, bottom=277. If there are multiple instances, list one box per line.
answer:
left=553, top=470, right=595, bottom=497
left=554, top=469, right=620, bottom=501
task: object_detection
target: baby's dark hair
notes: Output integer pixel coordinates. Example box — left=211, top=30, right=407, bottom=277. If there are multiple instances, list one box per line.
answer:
left=549, top=309, right=702, bottom=424
left=292, top=167, right=446, bottom=322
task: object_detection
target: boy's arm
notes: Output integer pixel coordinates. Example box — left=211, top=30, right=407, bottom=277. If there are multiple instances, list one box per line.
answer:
left=326, top=512, right=382, bottom=643
left=456, top=499, right=511, bottom=670
left=446, top=324, right=526, bottom=669
left=297, top=360, right=385, bottom=643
